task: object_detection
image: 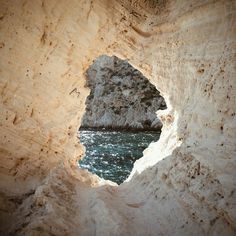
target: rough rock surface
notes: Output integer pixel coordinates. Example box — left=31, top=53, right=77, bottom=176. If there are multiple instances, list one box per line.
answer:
left=81, top=55, right=166, bottom=130
left=0, top=0, right=236, bottom=235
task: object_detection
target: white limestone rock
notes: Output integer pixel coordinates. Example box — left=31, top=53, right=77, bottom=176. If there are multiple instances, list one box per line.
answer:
left=0, top=0, right=235, bottom=235
left=81, top=55, right=166, bottom=130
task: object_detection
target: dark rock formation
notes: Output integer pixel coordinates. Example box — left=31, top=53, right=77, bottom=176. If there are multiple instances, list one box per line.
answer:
left=81, top=55, right=166, bottom=130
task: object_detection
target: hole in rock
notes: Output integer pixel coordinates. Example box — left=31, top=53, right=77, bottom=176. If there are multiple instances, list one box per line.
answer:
left=78, top=55, right=166, bottom=184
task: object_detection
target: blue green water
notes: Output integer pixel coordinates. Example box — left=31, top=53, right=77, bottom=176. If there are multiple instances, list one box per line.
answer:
left=78, top=130, right=160, bottom=184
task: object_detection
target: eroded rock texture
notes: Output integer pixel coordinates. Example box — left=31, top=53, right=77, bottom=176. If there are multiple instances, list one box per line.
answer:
left=81, top=55, right=166, bottom=130
left=0, top=0, right=235, bottom=235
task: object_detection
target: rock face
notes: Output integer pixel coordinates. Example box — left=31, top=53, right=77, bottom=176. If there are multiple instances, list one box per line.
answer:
left=81, top=55, right=166, bottom=130
left=0, top=0, right=235, bottom=235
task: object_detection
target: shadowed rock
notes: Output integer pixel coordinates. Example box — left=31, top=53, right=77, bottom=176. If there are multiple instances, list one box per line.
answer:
left=81, top=55, right=166, bottom=131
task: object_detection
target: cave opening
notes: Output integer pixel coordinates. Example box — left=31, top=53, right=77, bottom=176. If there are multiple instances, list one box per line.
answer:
left=78, top=55, right=166, bottom=184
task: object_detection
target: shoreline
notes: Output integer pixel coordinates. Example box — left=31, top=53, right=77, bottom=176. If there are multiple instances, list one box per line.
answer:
left=79, top=126, right=162, bottom=133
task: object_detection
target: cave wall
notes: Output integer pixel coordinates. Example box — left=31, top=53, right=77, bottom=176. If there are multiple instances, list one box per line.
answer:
left=0, top=0, right=235, bottom=235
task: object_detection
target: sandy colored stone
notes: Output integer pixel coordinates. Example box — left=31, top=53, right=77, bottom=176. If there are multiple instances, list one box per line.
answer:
left=0, top=0, right=235, bottom=235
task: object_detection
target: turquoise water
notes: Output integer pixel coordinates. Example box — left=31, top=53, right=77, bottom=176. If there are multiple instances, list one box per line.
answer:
left=78, top=130, right=160, bottom=184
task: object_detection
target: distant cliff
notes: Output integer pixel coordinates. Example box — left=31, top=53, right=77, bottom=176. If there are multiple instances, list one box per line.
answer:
left=81, top=55, right=166, bottom=130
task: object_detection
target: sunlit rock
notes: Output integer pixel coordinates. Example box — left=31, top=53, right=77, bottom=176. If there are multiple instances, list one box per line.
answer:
left=0, top=0, right=235, bottom=235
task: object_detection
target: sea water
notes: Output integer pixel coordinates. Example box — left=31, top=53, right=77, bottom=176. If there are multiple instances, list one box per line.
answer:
left=78, top=130, right=160, bottom=184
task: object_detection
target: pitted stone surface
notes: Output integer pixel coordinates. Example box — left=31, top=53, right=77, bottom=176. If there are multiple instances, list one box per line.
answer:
left=0, top=0, right=235, bottom=235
